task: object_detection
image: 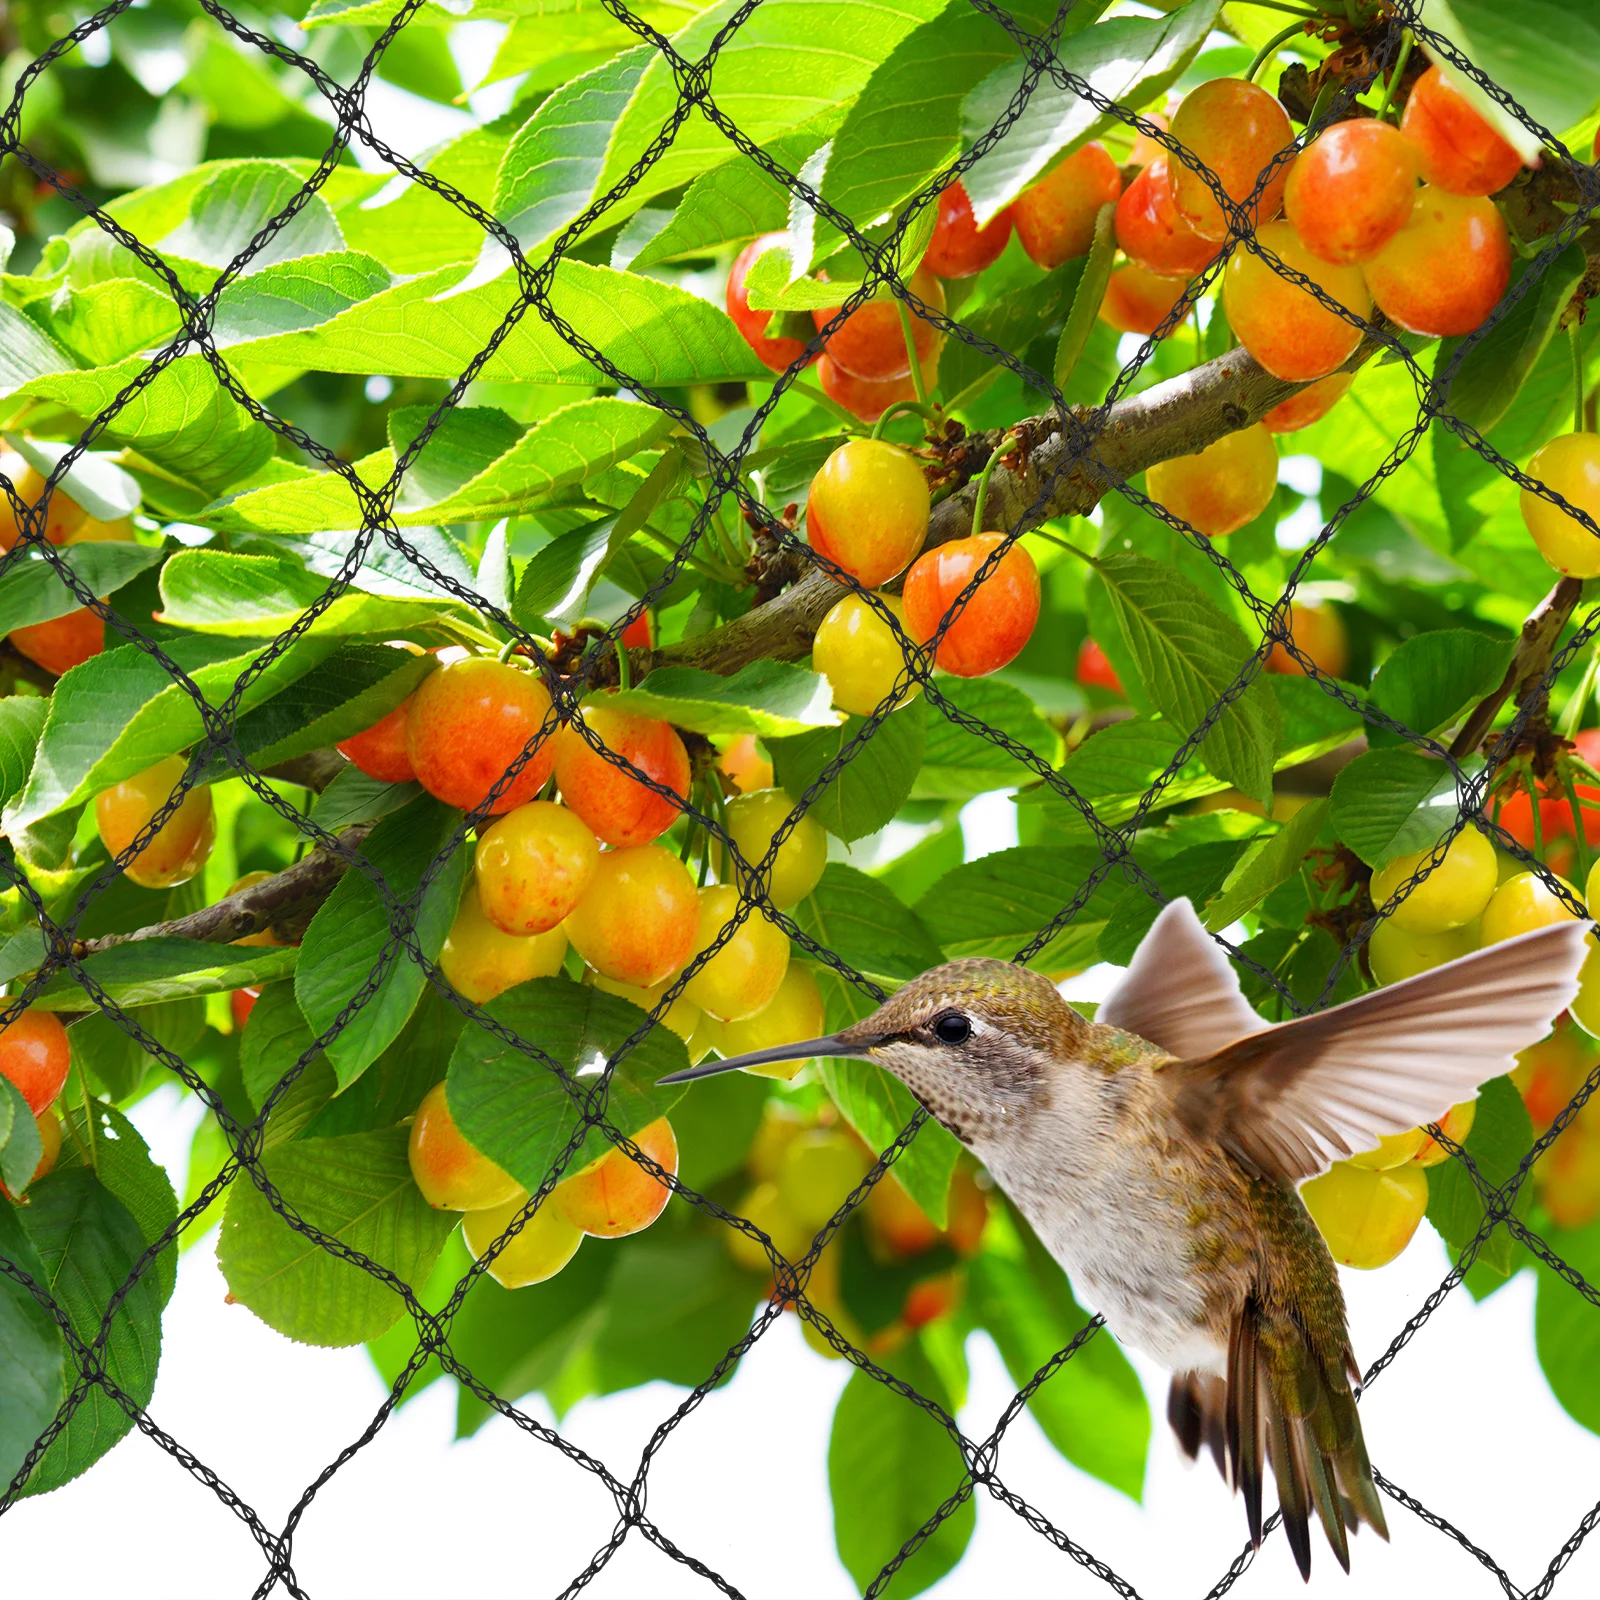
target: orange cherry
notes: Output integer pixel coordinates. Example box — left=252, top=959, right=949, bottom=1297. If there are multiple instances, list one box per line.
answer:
left=1265, top=600, right=1350, bottom=678
left=815, top=353, right=919, bottom=424
left=903, top=1270, right=963, bottom=1329
left=1261, top=371, right=1352, bottom=434
left=337, top=700, right=416, bottom=784
left=806, top=438, right=930, bottom=589
left=554, top=702, right=690, bottom=848
left=719, top=734, right=772, bottom=795
left=1099, top=263, right=1192, bottom=337
left=439, top=885, right=567, bottom=1005
left=407, top=1081, right=523, bottom=1211
left=562, top=844, right=700, bottom=987
left=1146, top=425, right=1278, bottom=538
left=683, top=883, right=791, bottom=1021
left=924, top=180, right=1013, bottom=278
left=1223, top=219, right=1371, bottom=383
left=0, top=449, right=86, bottom=549
left=902, top=532, right=1040, bottom=678
left=405, top=655, right=556, bottom=815
left=1114, top=156, right=1216, bottom=278
left=94, top=754, right=216, bottom=889
left=1170, top=78, right=1293, bottom=242
left=475, top=799, right=599, bottom=935
left=1285, top=120, right=1418, bottom=265
left=553, top=1116, right=678, bottom=1238
left=1362, top=186, right=1510, bottom=338
left=813, top=267, right=945, bottom=382
left=0, top=1008, right=69, bottom=1114
left=230, top=987, right=260, bottom=1030
left=619, top=610, right=653, bottom=650
left=1076, top=636, right=1124, bottom=695
left=9, top=607, right=103, bottom=677
left=1400, top=65, right=1522, bottom=197
left=1013, top=143, right=1123, bottom=269
left=726, top=232, right=813, bottom=372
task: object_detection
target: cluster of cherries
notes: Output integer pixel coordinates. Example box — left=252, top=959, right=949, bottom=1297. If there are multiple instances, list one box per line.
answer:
left=1, top=450, right=135, bottom=678
left=729, top=1099, right=989, bottom=1352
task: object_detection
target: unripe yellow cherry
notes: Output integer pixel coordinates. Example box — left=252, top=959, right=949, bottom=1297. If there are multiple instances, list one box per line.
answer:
left=1346, top=1128, right=1429, bottom=1171
left=682, top=884, right=791, bottom=1021
left=1479, top=869, right=1584, bottom=945
left=777, top=1128, right=871, bottom=1229
left=1368, top=829, right=1497, bottom=933
left=1521, top=434, right=1600, bottom=577
left=1367, top=917, right=1479, bottom=985
left=440, top=885, right=567, bottom=1005
left=717, top=963, right=827, bottom=1080
left=813, top=593, right=922, bottom=719
left=725, top=1181, right=812, bottom=1272
left=716, top=788, right=828, bottom=909
left=94, top=755, right=216, bottom=889
left=1301, top=1160, right=1429, bottom=1269
left=462, top=1193, right=583, bottom=1288
left=1412, top=1100, right=1477, bottom=1167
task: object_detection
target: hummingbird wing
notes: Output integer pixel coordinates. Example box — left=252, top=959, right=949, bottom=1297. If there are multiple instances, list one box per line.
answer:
left=1099, top=898, right=1263, bottom=1058
left=1169, top=919, right=1590, bottom=1182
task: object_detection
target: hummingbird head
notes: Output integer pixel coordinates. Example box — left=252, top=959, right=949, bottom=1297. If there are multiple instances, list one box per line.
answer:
left=661, top=958, right=1090, bottom=1148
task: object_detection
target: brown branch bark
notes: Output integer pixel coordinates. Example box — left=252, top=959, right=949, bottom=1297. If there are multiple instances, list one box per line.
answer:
left=1448, top=577, right=1586, bottom=760
left=77, top=822, right=374, bottom=956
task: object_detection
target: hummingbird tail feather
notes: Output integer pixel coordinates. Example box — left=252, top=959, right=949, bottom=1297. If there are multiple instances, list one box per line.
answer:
left=1194, top=1296, right=1387, bottom=1580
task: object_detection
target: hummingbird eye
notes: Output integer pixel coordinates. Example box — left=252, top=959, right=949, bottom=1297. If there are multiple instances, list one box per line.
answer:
left=931, top=1012, right=972, bottom=1046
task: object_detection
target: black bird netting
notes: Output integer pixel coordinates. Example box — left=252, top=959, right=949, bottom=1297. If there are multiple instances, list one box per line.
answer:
left=3, top=0, right=1600, bottom=1594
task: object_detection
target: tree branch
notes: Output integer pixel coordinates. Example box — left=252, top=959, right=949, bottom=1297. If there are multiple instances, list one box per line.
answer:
left=77, top=822, right=374, bottom=955
left=634, top=338, right=1380, bottom=678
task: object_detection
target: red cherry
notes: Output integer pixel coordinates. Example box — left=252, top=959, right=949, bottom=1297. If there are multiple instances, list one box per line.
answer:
left=1114, top=157, right=1217, bottom=278
left=1261, top=372, right=1352, bottom=434
left=902, top=533, right=1040, bottom=678
left=813, top=268, right=945, bottom=382
left=554, top=702, right=690, bottom=848
left=1170, top=78, right=1293, bottom=243
left=726, top=233, right=812, bottom=372
left=619, top=611, right=653, bottom=650
left=0, top=1008, right=70, bottom=1114
left=1099, top=263, right=1192, bottom=338
left=1012, top=143, right=1123, bottom=269
left=1400, top=65, right=1522, bottom=197
left=230, top=988, right=260, bottom=1030
left=1362, top=186, right=1510, bottom=337
left=1076, top=636, right=1124, bottom=695
left=1285, top=120, right=1418, bottom=266
left=924, top=181, right=1012, bottom=279
left=338, top=699, right=416, bottom=784
left=815, top=353, right=920, bottom=424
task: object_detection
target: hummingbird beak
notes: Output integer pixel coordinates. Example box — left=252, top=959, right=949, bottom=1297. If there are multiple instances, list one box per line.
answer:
left=658, top=1033, right=879, bottom=1085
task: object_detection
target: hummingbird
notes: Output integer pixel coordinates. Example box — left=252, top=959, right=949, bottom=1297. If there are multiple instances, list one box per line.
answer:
left=661, top=899, right=1591, bottom=1577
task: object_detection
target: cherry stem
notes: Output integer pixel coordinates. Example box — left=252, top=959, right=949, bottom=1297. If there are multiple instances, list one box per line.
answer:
left=896, top=300, right=930, bottom=406
left=1560, top=649, right=1600, bottom=739
left=1572, top=323, right=1587, bottom=433
left=496, top=635, right=521, bottom=663
left=1373, top=32, right=1412, bottom=123
left=1527, top=769, right=1546, bottom=860
left=615, top=633, right=633, bottom=691
left=1246, top=20, right=1308, bottom=83
left=871, top=399, right=940, bottom=440
left=967, top=431, right=1017, bottom=538
left=1564, top=765, right=1594, bottom=885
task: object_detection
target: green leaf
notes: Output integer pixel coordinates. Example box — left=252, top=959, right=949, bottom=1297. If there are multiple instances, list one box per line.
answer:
left=494, top=46, right=654, bottom=254
left=912, top=678, right=1060, bottom=800
left=1426, top=1076, right=1532, bottom=1279
left=600, top=660, right=844, bottom=739
left=0, top=1201, right=65, bottom=1489
left=160, top=161, right=343, bottom=269
left=793, top=865, right=959, bottom=1224
left=1366, top=628, right=1512, bottom=747
left=216, top=1125, right=458, bottom=1346
left=309, top=767, right=424, bottom=831
left=1438, top=248, right=1587, bottom=434
left=4, top=635, right=337, bottom=831
left=5, top=438, right=143, bottom=523
left=1329, top=748, right=1467, bottom=868
left=32, top=938, right=298, bottom=1011
left=597, top=0, right=947, bottom=220
left=915, top=845, right=1120, bottom=974
left=211, top=251, right=395, bottom=345
left=938, top=259, right=1086, bottom=406
left=217, top=257, right=768, bottom=385
left=1092, top=554, right=1281, bottom=805
left=772, top=699, right=926, bottom=842
left=0, top=697, right=48, bottom=813
left=1054, top=202, right=1117, bottom=390
left=0, top=1076, right=43, bottom=1196
left=0, top=544, right=161, bottom=635
left=16, top=1168, right=164, bottom=1494
left=672, top=1069, right=771, bottom=1194
left=1099, top=840, right=1251, bottom=965
left=240, top=980, right=327, bottom=1112
left=969, top=1205, right=1149, bottom=1499
left=296, top=796, right=468, bottom=1090
left=447, top=978, right=689, bottom=1190
left=592, top=1236, right=765, bottom=1390
left=512, top=446, right=684, bottom=627
left=959, top=0, right=1223, bottom=224
left=200, top=644, right=435, bottom=776
left=828, top=1343, right=974, bottom=1600
left=1536, top=1211, right=1600, bottom=1436
left=1203, top=799, right=1330, bottom=931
